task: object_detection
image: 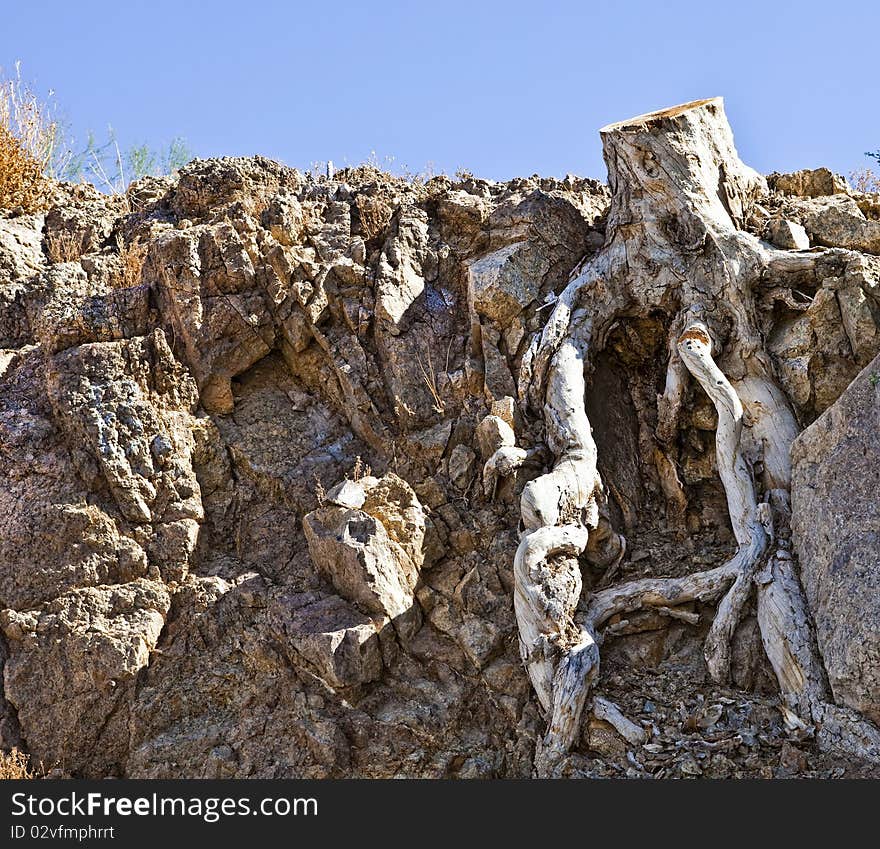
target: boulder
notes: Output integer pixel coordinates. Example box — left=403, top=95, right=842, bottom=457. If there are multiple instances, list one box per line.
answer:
left=0, top=345, right=160, bottom=611
left=766, top=217, right=810, bottom=250
left=767, top=252, right=880, bottom=418
left=467, top=241, right=539, bottom=327
left=360, top=473, right=426, bottom=569
left=792, top=352, right=880, bottom=723
left=0, top=213, right=45, bottom=283
left=792, top=195, right=880, bottom=254
left=303, top=473, right=426, bottom=640
left=447, top=444, right=476, bottom=490
left=374, top=205, right=429, bottom=327
left=326, top=478, right=367, bottom=509
left=475, top=413, right=515, bottom=460
left=266, top=592, right=382, bottom=688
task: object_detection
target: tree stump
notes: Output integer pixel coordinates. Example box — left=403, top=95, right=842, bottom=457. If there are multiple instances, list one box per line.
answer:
left=511, top=98, right=880, bottom=769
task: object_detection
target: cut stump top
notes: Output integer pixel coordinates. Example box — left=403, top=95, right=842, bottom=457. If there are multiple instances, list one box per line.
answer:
left=600, top=97, right=723, bottom=134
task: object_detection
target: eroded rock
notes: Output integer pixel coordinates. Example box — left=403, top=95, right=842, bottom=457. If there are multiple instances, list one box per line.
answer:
left=770, top=167, right=850, bottom=198
left=791, top=195, right=880, bottom=254
left=267, top=591, right=382, bottom=688
left=1, top=151, right=878, bottom=780
left=766, top=217, right=810, bottom=250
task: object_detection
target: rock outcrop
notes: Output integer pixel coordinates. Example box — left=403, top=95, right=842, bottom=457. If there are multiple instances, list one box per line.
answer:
left=1, top=124, right=879, bottom=778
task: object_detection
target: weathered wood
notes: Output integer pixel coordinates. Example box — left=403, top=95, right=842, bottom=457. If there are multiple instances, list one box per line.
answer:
left=734, top=375, right=800, bottom=492
left=677, top=321, right=756, bottom=545
left=592, top=696, right=647, bottom=746
left=585, top=561, right=739, bottom=629
left=756, top=551, right=828, bottom=715
left=675, top=321, right=774, bottom=682
left=654, top=332, right=691, bottom=529
left=702, top=504, right=772, bottom=682
left=545, top=631, right=600, bottom=753
left=513, top=524, right=589, bottom=713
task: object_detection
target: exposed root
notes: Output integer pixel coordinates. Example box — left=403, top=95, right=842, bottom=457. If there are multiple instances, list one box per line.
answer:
left=655, top=339, right=689, bottom=446
left=513, top=524, right=589, bottom=713
left=674, top=318, right=779, bottom=682
left=585, top=560, right=739, bottom=629
left=676, top=320, right=756, bottom=546
left=652, top=446, right=688, bottom=533
left=656, top=606, right=701, bottom=625
left=756, top=549, right=828, bottom=715
left=702, top=504, right=772, bottom=682
left=545, top=630, right=600, bottom=753
left=654, top=328, right=690, bottom=532
left=519, top=260, right=607, bottom=412
left=514, top=330, right=625, bottom=755
left=476, top=413, right=528, bottom=497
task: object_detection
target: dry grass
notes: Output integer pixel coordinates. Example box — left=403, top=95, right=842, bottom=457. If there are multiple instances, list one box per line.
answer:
left=852, top=167, right=880, bottom=193
left=416, top=346, right=447, bottom=415
left=0, top=748, right=36, bottom=779
left=117, top=236, right=148, bottom=288
left=0, top=125, right=46, bottom=211
left=355, top=194, right=393, bottom=242
left=0, top=63, right=60, bottom=211
left=313, top=472, right=326, bottom=507
left=46, top=229, right=84, bottom=263
left=347, top=455, right=372, bottom=481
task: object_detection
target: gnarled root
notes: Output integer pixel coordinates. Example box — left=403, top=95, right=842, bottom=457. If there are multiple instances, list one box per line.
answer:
left=757, top=550, right=828, bottom=713
left=546, top=630, right=600, bottom=753
left=675, top=319, right=775, bottom=682
left=513, top=333, right=625, bottom=760
left=654, top=327, right=690, bottom=532
left=676, top=321, right=756, bottom=546
left=513, top=524, right=590, bottom=713
left=757, top=540, right=880, bottom=759
left=671, top=319, right=878, bottom=759
left=585, top=559, right=741, bottom=628
left=703, top=505, right=772, bottom=681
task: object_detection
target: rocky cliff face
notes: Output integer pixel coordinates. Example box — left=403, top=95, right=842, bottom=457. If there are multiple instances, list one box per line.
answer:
left=1, top=154, right=879, bottom=778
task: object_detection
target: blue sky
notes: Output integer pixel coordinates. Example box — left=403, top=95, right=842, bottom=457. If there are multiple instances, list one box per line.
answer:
left=4, top=1, right=879, bottom=182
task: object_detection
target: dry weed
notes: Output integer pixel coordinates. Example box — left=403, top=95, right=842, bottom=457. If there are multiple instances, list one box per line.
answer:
left=852, top=167, right=880, bottom=193
left=355, top=194, right=392, bottom=242
left=0, top=63, right=60, bottom=211
left=45, top=229, right=84, bottom=263
left=0, top=748, right=36, bottom=780
left=116, top=236, right=148, bottom=288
